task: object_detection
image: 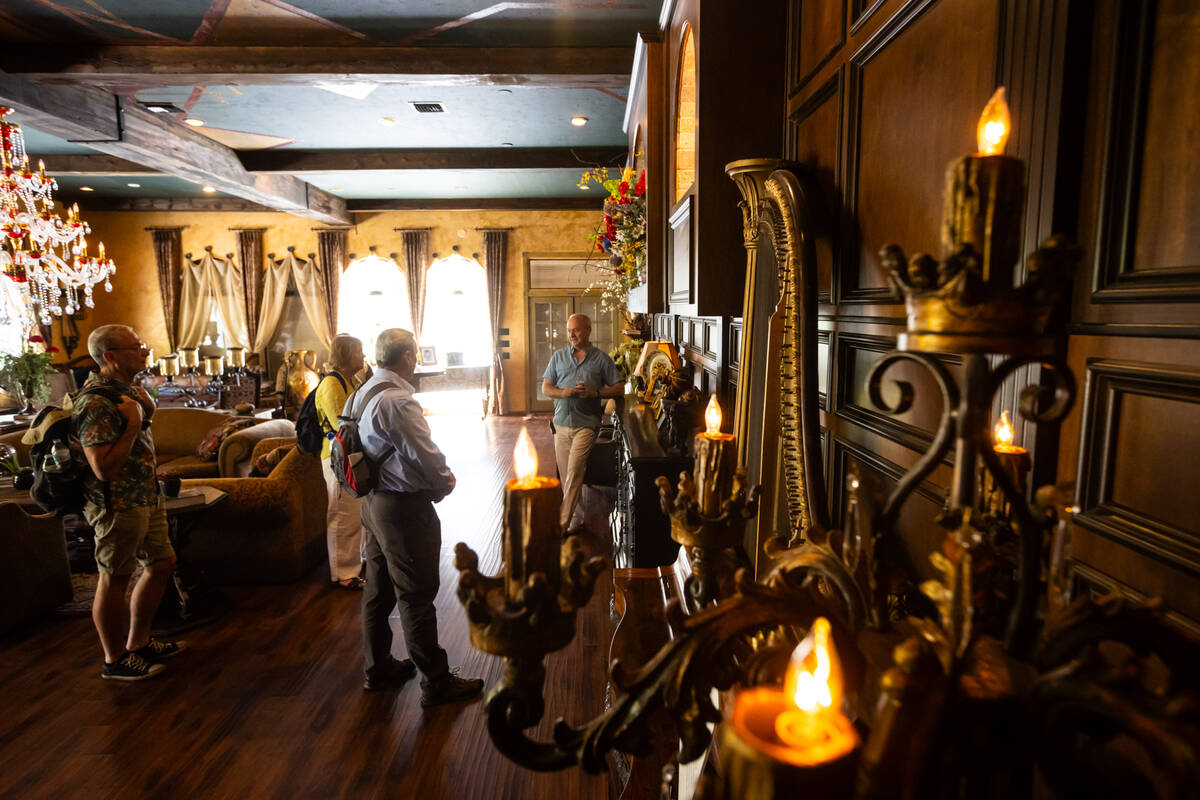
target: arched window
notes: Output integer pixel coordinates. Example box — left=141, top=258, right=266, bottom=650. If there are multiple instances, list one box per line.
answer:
left=337, top=254, right=412, bottom=362
left=420, top=253, right=491, bottom=368
left=0, top=279, right=29, bottom=355
left=674, top=25, right=697, bottom=204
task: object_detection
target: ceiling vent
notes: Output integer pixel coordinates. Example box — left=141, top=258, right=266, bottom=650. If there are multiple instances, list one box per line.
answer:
left=410, top=102, right=445, bottom=114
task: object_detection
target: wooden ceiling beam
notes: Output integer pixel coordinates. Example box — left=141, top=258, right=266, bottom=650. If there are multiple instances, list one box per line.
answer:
left=0, top=71, right=349, bottom=224
left=2, top=46, right=633, bottom=89
left=41, top=154, right=158, bottom=176
left=240, top=147, right=627, bottom=173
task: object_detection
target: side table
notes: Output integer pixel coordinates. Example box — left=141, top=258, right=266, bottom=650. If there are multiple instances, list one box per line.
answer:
left=154, top=486, right=228, bottom=635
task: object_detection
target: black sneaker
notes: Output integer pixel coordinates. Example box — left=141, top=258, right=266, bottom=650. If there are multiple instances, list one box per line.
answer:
left=132, top=639, right=188, bottom=662
left=420, top=672, right=484, bottom=707
left=101, top=651, right=165, bottom=681
left=363, top=657, right=416, bottom=692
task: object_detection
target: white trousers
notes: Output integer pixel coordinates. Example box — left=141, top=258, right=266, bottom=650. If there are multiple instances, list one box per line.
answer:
left=553, top=425, right=596, bottom=529
left=322, top=456, right=364, bottom=582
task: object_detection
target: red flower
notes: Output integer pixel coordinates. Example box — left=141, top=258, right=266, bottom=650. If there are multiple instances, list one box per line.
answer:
left=634, top=170, right=646, bottom=196
left=618, top=181, right=629, bottom=196
left=46, top=345, right=60, bottom=353
left=619, top=196, right=629, bottom=205
left=27, top=334, right=44, bottom=343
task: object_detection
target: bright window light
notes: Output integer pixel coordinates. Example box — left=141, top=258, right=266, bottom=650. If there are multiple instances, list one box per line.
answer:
left=421, top=253, right=491, bottom=368
left=338, top=255, right=413, bottom=362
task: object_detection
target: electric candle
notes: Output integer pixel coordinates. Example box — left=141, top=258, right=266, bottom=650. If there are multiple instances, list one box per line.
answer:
left=990, top=409, right=1030, bottom=503
left=503, top=426, right=563, bottom=602
left=722, top=617, right=860, bottom=798
left=941, top=88, right=1025, bottom=288
left=693, top=395, right=736, bottom=516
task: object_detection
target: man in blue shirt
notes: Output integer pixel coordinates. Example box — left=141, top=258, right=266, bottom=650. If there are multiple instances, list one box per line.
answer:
left=541, top=313, right=623, bottom=535
left=348, top=328, right=484, bottom=705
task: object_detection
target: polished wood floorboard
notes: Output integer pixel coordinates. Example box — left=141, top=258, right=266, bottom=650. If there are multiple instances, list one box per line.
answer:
left=0, top=414, right=615, bottom=800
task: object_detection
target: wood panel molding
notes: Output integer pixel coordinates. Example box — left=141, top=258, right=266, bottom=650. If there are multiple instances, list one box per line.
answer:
left=1067, top=561, right=1200, bottom=640
left=833, top=332, right=959, bottom=455
left=1090, top=0, right=1200, bottom=303
left=787, top=70, right=842, bottom=305
left=787, top=0, right=845, bottom=97
left=1075, top=359, right=1200, bottom=576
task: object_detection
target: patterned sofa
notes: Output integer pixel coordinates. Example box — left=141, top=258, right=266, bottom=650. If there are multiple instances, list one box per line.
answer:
left=0, top=408, right=293, bottom=479
left=179, top=437, right=326, bottom=585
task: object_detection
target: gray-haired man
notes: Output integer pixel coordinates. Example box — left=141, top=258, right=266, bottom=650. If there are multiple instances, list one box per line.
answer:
left=348, top=327, right=483, bottom=705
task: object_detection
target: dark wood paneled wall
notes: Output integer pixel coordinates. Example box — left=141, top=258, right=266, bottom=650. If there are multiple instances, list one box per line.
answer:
left=647, top=0, right=1200, bottom=632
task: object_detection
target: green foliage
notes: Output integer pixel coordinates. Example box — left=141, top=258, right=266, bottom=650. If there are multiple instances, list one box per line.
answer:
left=0, top=349, right=55, bottom=406
left=609, top=341, right=643, bottom=382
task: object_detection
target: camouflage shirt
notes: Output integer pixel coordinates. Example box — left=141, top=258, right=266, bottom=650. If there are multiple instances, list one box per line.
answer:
left=72, top=373, right=159, bottom=512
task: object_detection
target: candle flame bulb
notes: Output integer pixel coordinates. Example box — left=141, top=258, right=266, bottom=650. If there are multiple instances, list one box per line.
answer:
left=513, top=426, right=538, bottom=486
left=783, top=617, right=842, bottom=716
left=98, top=242, right=105, bottom=258
left=704, top=394, right=723, bottom=436
left=977, top=86, right=1011, bottom=155
left=994, top=409, right=1014, bottom=450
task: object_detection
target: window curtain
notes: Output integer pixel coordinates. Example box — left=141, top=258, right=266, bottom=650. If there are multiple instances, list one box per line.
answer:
left=481, top=229, right=510, bottom=416
left=204, top=250, right=250, bottom=349
left=315, top=229, right=347, bottom=344
left=254, top=249, right=333, bottom=352
left=176, top=251, right=213, bottom=349
left=398, top=228, right=430, bottom=339
left=148, top=227, right=183, bottom=352
left=234, top=228, right=265, bottom=353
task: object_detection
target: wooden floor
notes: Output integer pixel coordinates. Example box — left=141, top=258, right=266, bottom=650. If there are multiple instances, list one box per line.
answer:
left=0, top=414, right=616, bottom=800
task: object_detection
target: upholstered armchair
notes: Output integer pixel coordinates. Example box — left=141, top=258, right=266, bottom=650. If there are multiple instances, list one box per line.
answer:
left=179, top=437, right=326, bottom=585
left=0, top=503, right=73, bottom=634
left=151, top=408, right=295, bottom=478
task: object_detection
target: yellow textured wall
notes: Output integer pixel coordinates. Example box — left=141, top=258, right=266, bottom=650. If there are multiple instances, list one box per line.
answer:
left=67, top=208, right=597, bottom=413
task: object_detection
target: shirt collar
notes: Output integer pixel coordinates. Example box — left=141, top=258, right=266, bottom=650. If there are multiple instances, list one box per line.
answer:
left=86, top=372, right=131, bottom=392
left=373, top=366, right=414, bottom=393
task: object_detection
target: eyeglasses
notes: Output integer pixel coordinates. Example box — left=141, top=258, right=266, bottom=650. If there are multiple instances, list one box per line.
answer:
left=108, top=344, right=149, bottom=353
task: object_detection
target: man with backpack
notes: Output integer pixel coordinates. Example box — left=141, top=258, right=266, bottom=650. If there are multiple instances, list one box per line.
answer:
left=74, top=324, right=186, bottom=681
left=347, top=327, right=483, bottom=704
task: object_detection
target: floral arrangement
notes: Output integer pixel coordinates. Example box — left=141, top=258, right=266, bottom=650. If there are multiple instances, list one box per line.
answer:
left=0, top=334, right=59, bottom=407
left=583, top=166, right=647, bottom=309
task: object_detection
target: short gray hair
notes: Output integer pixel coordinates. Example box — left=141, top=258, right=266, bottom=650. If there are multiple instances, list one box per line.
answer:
left=328, top=333, right=363, bottom=367
left=88, top=324, right=136, bottom=364
left=375, top=328, right=416, bottom=368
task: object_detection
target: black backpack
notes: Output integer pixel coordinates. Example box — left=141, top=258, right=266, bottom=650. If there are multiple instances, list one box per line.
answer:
left=26, top=385, right=125, bottom=515
left=295, top=371, right=347, bottom=456
left=329, top=382, right=393, bottom=498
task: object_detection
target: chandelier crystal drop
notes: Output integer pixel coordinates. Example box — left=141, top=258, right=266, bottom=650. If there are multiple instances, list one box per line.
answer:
left=0, top=106, right=116, bottom=328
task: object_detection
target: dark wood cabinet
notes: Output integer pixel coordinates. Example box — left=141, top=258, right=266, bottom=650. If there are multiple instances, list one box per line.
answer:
left=610, top=399, right=690, bottom=569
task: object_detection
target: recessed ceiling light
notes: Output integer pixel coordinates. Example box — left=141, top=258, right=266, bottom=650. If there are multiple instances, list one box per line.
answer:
left=80, top=186, right=94, bottom=191
left=184, top=117, right=205, bottom=127
left=497, top=89, right=513, bottom=94
left=126, top=182, right=141, bottom=188
left=578, top=183, right=589, bottom=190
left=570, top=116, right=589, bottom=127
left=378, top=116, right=397, bottom=127
left=454, top=185, right=468, bottom=191
left=202, top=185, right=216, bottom=193
left=329, top=187, right=343, bottom=192
left=501, top=142, right=514, bottom=147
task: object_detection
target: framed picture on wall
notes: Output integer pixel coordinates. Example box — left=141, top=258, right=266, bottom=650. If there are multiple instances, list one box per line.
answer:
left=419, top=346, right=437, bottom=365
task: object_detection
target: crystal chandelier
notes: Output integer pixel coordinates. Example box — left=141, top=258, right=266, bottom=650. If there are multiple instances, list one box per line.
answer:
left=0, top=106, right=115, bottom=328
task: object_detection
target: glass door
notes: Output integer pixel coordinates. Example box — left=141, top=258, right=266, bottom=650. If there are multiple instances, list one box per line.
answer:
left=527, top=294, right=619, bottom=413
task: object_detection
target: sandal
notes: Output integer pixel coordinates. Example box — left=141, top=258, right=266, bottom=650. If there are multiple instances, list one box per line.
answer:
left=335, top=577, right=365, bottom=590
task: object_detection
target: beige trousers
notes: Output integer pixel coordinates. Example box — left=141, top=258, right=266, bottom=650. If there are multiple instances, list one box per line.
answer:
left=322, top=456, right=365, bottom=582
left=553, top=424, right=597, bottom=529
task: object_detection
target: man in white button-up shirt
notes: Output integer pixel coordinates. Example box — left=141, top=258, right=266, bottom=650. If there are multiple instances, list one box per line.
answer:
left=349, top=328, right=483, bottom=705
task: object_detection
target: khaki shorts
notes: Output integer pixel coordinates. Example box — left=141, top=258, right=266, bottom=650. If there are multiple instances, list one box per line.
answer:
left=84, top=499, right=174, bottom=576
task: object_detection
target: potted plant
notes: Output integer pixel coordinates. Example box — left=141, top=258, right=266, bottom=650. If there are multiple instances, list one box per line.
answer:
left=0, top=444, right=33, bottom=490
left=0, top=334, right=59, bottom=415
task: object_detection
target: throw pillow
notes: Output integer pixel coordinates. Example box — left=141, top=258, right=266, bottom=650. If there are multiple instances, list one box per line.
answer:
left=195, top=417, right=259, bottom=462
left=251, top=443, right=294, bottom=477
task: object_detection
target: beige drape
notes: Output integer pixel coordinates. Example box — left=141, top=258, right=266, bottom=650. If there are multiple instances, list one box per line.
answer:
left=205, top=251, right=250, bottom=349
left=176, top=253, right=213, bottom=349
left=254, top=251, right=333, bottom=352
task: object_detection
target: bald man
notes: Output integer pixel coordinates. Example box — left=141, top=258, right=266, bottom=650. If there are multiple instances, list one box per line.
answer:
left=541, top=313, right=623, bottom=534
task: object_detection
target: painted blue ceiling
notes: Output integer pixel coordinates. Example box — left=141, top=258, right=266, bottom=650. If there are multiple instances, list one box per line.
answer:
left=53, top=175, right=233, bottom=198
left=1, top=0, right=654, bottom=203
left=133, top=84, right=627, bottom=149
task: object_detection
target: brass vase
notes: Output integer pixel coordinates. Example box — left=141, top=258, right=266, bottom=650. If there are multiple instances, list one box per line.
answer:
left=279, top=349, right=320, bottom=410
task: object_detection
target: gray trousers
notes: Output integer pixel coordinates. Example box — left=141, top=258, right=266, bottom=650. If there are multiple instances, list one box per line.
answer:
left=360, top=490, right=449, bottom=685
